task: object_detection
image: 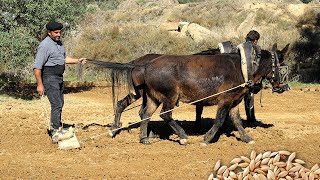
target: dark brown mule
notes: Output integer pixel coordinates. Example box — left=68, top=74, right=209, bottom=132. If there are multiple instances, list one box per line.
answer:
left=110, top=54, right=162, bottom=135
left=132, top=43, right=289, bottom=145
left=110, top=50, right=219, bottom=136
left=109, top=48, right=259, bottom=137
left=88, top=43, right=289, bottom=145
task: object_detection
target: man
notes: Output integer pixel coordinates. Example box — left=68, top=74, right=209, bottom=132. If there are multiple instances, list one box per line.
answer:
left=34, top=21, right=86, bottom=143
left=244, top=30, right=262, bottom=122
left=245, top=30, right=261, bottom=66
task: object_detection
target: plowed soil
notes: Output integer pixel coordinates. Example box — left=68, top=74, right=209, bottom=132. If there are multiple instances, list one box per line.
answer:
left=1, top=85, right=319, bottom=179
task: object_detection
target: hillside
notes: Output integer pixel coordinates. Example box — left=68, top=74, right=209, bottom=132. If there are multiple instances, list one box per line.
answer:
left=66, top=0, right=320, bottom=82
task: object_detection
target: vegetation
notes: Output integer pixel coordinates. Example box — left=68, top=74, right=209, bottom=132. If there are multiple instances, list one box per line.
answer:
left=67, top=1, right=319, bottom=83
left=177, top=0, right=202, bottom=4
left=0, top=0, right=88, bottom=79
left=0, top=0, right=319, bottom=92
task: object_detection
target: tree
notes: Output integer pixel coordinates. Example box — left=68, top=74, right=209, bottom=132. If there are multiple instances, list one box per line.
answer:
left=0, top=0, right=87, bottom=79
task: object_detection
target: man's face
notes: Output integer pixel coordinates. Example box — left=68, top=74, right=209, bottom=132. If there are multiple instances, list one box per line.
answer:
left=48, top=30, right=62, bottom=41
left=252, top=39, right=258, bottom=45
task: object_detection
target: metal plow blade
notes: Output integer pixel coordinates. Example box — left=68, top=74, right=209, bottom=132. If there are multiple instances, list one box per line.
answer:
left=58, top=134, right=80, bottom=150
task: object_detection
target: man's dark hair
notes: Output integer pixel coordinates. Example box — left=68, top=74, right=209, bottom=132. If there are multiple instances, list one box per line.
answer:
left=245, top=30, right=260, bottom=42
left=46, top=21, right=63, bottom=31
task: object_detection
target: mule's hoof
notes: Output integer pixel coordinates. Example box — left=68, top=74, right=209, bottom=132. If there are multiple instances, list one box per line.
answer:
left=200, top=142, right=209, bottom=147
left=248, top=118, right=261, bottom=123
left=179, top=139, right=188, bottom=145
left=148, top=131, right=159, bottom=138
left=106, top=129, right=115, bottom=138
left=242, top=135, right=254, bottom=143
left=255, top=119, right=263, bottom=123
left=140, top=139, right=151, bottom=145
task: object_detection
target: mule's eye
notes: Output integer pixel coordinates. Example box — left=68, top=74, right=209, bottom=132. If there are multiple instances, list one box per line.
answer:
left=280, top=68, right=287, bottom=75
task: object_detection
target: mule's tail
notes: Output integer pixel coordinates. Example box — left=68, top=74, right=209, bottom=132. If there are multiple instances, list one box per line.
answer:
left=86, top=59, right=136, bottom=69
left=86, top=59, right=140, bottom=113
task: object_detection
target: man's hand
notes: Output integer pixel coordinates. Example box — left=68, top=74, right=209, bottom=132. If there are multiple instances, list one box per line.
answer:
left=79, top=58, right=87, bottom=64
left=37, top=84, right=45, bottom=96
left=34, top=68, right=45, bottom=96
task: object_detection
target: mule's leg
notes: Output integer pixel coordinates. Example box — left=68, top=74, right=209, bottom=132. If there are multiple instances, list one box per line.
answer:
left=203, top=107, right=228, bottom=145
left=114, top=93, right=141, bottom=127
left=160, top=102, right=188, bottom=145
left=109, top=93, right=141, bottom=137
left=229, top=106, right=254, bottom=143
left=139, top=96, right=160, bottom=144
left=195, top=103, right=203, bottom=132
left=244, top=92, right=256, bottom=122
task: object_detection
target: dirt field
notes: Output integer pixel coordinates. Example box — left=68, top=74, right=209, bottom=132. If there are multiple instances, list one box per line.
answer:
left=1, top=85, right=320, bottom=179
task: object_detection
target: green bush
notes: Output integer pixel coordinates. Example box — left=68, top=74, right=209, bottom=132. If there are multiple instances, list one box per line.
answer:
left=178, top=0, right=203, bottom=4
left=289, top=9, right=320, bottom=82
left=0, top=0, right=87, bottom=82
left=300, top=0, right=313, bottom=3
left=90, top=0, right=121, bottom=10
left=0, top=27, right=37, bottom=79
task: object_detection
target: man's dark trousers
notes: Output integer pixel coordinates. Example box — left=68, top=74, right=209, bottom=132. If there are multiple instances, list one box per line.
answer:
left=42, top=65, right=65, bottom=130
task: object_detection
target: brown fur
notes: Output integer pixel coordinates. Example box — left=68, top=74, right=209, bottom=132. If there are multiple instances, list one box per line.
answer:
left=87, top=44, right=289, bottom=144
left=136, top=44, right=289, bottom=144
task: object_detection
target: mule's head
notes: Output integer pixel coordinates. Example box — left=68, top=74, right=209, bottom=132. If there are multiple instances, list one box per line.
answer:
left=254, top=43, right=290, bottom=93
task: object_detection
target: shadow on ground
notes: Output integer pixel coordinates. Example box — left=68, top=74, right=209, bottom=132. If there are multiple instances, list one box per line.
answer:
left=0, top=73, right=96, bottom=100
left=94, top=117, right=274, bottom=144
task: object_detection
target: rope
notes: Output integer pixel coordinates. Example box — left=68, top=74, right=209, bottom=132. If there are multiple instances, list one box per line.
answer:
left=79, top=82, right=247, bottom=144
left=259, top=87, right=263, bottom=107
left=79, top=104, right=142, bottom=128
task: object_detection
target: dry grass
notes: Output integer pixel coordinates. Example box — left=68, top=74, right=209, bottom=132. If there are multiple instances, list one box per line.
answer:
left=64, top=0, right=319, bottom=81
left=72, top=25, right=200, bottom=61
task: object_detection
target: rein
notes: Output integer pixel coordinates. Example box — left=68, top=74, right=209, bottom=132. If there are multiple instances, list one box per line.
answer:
left=271, top=51, right=289, bottom=84
left=271, top=51, right=278, bottom=83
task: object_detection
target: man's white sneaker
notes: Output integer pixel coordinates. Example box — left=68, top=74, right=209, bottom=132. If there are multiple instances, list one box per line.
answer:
left=51, top=127, right=74, bottom=143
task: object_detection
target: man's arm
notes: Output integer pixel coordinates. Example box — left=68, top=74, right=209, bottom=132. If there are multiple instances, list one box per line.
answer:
left=65, top=56, right=86, bottom=64
left=34, top=68, right=44, bottom=96
left=33, top=45, right=48, bottom=96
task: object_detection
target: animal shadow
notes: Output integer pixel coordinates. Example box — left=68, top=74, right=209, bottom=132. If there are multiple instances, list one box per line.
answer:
left=136, top=118, right=273, bottom=143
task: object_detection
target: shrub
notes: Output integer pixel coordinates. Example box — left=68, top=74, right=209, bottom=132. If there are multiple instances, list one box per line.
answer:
left=290, top=9, right=320, bottom=82
left=178, top=0, right=203, bottom=4
left=67, top=0, right=316, bottom=82
left=0, top=0, right=87, bottom=82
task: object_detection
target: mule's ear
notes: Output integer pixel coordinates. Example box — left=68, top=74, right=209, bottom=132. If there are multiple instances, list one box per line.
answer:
left=281, top=44, right=290, bottom=54
left=272, top=43, right=278, bottom=51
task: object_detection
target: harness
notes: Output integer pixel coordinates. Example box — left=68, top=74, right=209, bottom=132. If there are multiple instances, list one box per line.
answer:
left=219, top=41, right=259, bottom=83
left=219, top=41, right=289, bottom=86
left=218, top=41, right=237, bottom=53
left=271, top=51, right=289, bottom=84
left=237, top=42, right=255, bottom=83
left=270, top=50, right=290, bottom=93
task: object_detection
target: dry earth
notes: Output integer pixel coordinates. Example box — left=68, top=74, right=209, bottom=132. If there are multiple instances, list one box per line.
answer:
left=0, top=85, right=320, bottom=179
